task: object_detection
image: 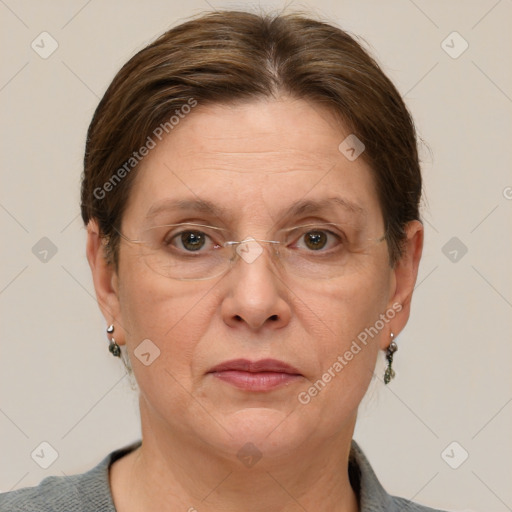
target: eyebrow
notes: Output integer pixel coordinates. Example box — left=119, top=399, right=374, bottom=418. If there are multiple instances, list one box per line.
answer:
left=285, top=197, right=365, bottom=218
left=146, top=198, right=229, bottom=221
left=145, top=196, right=365, bottom=222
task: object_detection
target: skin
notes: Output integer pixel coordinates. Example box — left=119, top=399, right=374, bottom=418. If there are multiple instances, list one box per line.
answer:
left=87, top=95, right=423, bottom=512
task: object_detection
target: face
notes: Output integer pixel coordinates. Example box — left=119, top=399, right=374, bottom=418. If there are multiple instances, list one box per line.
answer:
left=89, top=96, right=420, bottom=461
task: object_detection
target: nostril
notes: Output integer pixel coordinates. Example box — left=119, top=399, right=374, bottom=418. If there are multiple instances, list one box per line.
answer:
left=269, top=315, right=278, bottom=322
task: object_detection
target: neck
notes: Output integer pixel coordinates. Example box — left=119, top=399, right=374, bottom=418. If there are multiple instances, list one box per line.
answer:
left=110, top=401, right=359, bottom=512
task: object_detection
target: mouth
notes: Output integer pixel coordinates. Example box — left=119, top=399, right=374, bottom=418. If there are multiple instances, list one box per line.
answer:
left=207, top=358, right=303, bottom=391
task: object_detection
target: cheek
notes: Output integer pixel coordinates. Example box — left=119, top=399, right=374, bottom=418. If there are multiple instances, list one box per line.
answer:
left=117, top=257, right=215, bottom=384
left=117, top=273, right=220, bottom=438
left=299, top=257, right=392, bottom=347
left=293, top=262, right=392, bottom=421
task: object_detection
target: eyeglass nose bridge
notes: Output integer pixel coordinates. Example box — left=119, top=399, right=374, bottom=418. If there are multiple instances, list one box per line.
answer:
left=224, top=237, right=281, bottom=265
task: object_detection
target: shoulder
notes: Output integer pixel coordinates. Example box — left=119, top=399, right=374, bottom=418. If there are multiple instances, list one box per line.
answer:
left=0, top=441, right=141, bottom=512
left=350, top=440, right=449, bottom=512
left=0, top=471, right=104, bottom=512
left=388, top=495, right=448, bottom=512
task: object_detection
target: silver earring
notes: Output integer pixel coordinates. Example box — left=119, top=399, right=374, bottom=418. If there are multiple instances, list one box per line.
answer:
left=107, top=324, right=121, bottom=358
left=384, top=332, right=398, bottom=384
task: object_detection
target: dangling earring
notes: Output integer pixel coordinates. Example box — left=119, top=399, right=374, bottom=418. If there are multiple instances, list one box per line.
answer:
left=384, top=332, right=398, bottom=384
left=107, top=324, right=121, bottom=358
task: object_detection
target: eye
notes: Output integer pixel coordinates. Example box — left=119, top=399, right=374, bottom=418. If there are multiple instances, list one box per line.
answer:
left=303, top=230, right=327, bottom=250
left=291, top=227, right=342, bottom=252
left=166, top=230, right=219, bottom=253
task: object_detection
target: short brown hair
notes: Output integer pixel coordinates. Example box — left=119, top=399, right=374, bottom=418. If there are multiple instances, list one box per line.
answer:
left=81, top=9, right=422, bottom=267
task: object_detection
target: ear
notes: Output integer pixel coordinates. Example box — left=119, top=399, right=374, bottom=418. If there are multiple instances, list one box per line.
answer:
left=381, top=220, right=424, bottom=349
left=86, top=220, right=125, bottom=347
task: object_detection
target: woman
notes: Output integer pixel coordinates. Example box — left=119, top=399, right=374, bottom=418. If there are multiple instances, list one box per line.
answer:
left=1, top=9, right=448, bottom=512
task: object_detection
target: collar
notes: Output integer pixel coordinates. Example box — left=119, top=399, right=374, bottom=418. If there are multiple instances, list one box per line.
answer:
left=349, top=440, right=397, bottom=511
left=85, top=439, right=400, bottom=511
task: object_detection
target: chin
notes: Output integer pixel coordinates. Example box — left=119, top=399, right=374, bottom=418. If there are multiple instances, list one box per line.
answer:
left=201, top=406, right=310, bottom=461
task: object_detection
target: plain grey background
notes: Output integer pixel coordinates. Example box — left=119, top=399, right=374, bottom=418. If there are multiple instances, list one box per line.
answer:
left=1, top=1, right=511, bottom=511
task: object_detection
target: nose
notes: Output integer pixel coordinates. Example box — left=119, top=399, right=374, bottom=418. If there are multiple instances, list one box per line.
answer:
left=220, top=240, right=292, bottom=331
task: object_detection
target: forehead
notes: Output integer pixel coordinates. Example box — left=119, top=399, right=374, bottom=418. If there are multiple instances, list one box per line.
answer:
left=123, top=97, right=382, bottom=229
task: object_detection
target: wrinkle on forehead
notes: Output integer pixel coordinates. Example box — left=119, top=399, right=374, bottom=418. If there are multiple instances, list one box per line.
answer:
left=155, top=145, right=344, bottom=177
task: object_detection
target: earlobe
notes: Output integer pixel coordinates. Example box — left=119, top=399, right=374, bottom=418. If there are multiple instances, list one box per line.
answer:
left=383, top=220, right=424, bottom=346
left=86, top=220, right=124, bottom=345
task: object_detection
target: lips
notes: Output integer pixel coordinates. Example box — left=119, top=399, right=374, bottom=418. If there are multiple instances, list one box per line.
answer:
left=207, top=358, right=302, bottom=391
left=208, top=358, right=301, bottom=375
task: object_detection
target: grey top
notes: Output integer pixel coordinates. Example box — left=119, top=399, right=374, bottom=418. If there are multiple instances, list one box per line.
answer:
left=0, top=439, right=446, bottom=511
